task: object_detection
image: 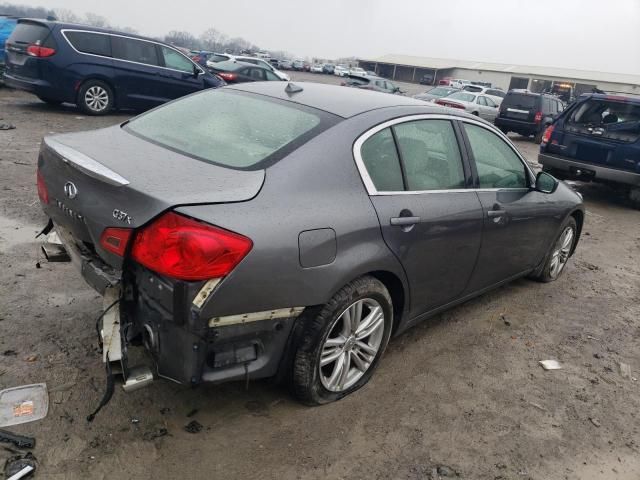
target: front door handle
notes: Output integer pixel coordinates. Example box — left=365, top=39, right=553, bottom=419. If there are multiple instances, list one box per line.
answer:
left=487, top=210, right=504, bottom=217
left=390, top=216, right=420, bottom=226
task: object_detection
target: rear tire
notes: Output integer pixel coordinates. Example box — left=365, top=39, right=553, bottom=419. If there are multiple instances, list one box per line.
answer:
left=531, top=216, right=577, bottom=283
left=77, top=80, right=113, bottom=116
left=534, top=127, right=546, bottom=144
left=291, top=276, right=393, bottom=405
left=37, top=96, right=63, bottom=106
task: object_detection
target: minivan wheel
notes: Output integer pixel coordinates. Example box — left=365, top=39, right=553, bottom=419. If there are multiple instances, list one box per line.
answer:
left=78, top=80, right=113, bottom=115
left=291, top=276, right=393, bottom=405
left=531, top=217, right=577, bottom=283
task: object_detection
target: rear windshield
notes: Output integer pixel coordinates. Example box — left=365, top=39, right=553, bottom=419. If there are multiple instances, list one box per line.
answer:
left=125, top=90, right=336, bottom=170
left=9, top=21, right=50, bottom=44
left=448, top=92, right=476, bottom=102
left=503, top=93, right=538, bottom=109
left=567, top=98, right=640, bottom=142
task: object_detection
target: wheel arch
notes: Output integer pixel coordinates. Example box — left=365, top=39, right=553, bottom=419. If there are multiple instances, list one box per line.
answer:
left=367, top=270, right=406, bottom=334
left=569, top=208, right=584, bottom=255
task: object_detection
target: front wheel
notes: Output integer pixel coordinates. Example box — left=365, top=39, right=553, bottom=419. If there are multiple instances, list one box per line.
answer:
left=77, top=80, right=113, bottom=115
left=291, top=276, right=393, bottom=405
left=531, top=217, right=577, bottom=282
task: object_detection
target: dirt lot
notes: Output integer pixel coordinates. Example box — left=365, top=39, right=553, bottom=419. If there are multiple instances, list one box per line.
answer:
left=1, top=81, right=639, bottom=480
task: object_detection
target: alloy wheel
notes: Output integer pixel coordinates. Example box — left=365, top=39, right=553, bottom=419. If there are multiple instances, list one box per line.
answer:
left=549, top=226, right=574, bottom=279
left=319, top=298, right=385, bottom=392
left=84, top=86, right=109, bottom=112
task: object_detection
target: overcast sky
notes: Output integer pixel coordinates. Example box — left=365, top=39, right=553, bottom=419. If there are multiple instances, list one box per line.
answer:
left=17, top=0, right=640, bottom=74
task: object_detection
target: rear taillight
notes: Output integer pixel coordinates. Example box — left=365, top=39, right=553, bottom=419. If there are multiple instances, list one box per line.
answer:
left=131, top=212, right=252, bottom=281
left=36, top=169, right=49, bottom=204
left=26, top=45, right=56, bottom=57
left=541, top=125, right=555, bottom=145
left=100, top=228, right=133, bottom=257
left=534, top=111, right=543, bottom=123
left=217, top=72, right=237, bottom=81
left=436, top=100, right=465, bottom=109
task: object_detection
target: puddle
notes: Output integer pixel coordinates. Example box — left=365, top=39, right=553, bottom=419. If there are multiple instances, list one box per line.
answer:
left=0, top=214, right=40, bottom=250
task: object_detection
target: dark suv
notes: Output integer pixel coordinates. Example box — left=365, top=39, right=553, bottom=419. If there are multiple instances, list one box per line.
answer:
left=495, top=90, right=565, bottom=142
left=3, top=19, right=224, bottom=114
left=539, top=93, right=640, bottom=205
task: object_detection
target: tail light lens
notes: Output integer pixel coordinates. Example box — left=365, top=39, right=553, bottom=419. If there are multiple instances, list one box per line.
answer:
left=436, top=100, right=465, bottom=109
left=541, top=125, right=555, bottom=144
left=36, top=169, right=49, bottom=204
left=534, top=111, right=543, bottom=123
left=217, top=72, right=237, bottom=81
left=131, top=212, right=252, bottom=281
left=26, top=45, right=56, bottom=57
left=100, top=228, right=133, bottom=257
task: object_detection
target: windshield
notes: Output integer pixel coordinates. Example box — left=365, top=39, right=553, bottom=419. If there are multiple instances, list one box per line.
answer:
left=448, top=92, right=476, bottom=102
left=125, top=90, right=333, bottom=170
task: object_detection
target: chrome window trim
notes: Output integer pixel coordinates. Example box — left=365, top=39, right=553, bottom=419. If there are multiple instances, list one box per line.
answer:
left=60, top=29, right=205, bottom=75
left=353, top=113, right=535, bottom=196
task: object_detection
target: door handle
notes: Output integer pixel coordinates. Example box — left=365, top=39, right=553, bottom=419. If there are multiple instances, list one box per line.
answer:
left=487, top=210, right=504, bottom=217
left=390, top=216, right=420, bottom=226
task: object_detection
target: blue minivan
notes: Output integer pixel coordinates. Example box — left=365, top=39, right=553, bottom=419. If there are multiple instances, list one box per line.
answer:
left=539, top=93, right=640, bottom=206
left=3, top=19, right=225, bottom=114
left=0, top=15, right=18, bottom=84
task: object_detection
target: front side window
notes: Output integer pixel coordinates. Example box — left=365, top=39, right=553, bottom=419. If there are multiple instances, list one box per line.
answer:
left=65, top=31, right=111, bottom=57
left=360, top=128, right=404, bottom=191
left=477, top=96, right=488, bottom=106
left=464, top=123, right=527, bottom=189
left=112, top=36, right=159, bottom=66
left=394, top=120, right=465, bottom=191
left=160, top=46, right=194, bottom=73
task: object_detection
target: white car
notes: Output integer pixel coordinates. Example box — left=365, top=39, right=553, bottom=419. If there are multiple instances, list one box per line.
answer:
left=349, top=67, right=367, bottom=76
left=205, top=53, right=234, bottom=68
left=234, top=55, right=290, bottom=81
left=311, top=64, right=324, bottom=73
left=334, top=65, right=350, bottom=77
left=462, top=85, right=505, bottom=105
left=435, top=91, right=500, bottom=122
left=449, top=79, right=472, bottom=89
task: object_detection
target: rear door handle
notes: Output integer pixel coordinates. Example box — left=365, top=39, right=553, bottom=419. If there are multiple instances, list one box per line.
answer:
left=390, top=216, right=420, bottom=226
left=487, top=210, right=504, bottom=217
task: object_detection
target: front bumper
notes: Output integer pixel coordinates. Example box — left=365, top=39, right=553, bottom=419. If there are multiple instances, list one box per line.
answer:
left=539, top=153, right=640, bottom=187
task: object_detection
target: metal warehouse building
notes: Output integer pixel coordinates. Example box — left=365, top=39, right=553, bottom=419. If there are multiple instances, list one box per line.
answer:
left=358, top=54, right=640, bottom=97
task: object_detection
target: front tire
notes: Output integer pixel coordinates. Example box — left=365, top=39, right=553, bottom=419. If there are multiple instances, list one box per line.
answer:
left=77, top=80, right=113, bottom=115
left=531, top=217, right=577, bottom=283
left=291, top=276, right=393, bottom=405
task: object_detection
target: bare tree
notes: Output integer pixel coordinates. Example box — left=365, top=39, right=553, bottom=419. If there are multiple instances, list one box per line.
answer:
left=84, top=12, right=109, bottom=28
left=164, top=31, right=199, bottom=49
left=199, top=28, right=220, bottom=51
left=53, top=8, right=79, bottom=23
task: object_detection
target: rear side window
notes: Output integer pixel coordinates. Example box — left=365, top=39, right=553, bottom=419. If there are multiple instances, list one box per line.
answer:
left=9, top=21, right=52, bottom=45
left=394, top=120, right=465, bottom=191
left=64, top=31, right=111, bottom=57
left=361, top=128, right=404, bottom=191
left=125, top=90, right=330, bottom=170
left=112, top=36, right=159, bottom=66
left=487, top=89, right=505, bottom=98
left=464, top=123, right=527, bottom=189
left=209, top=54, right=228, bottom=62
left=503, top=93, right=537, bottom=109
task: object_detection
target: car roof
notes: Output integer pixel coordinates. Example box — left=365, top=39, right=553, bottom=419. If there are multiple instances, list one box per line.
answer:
left=583, top=93, right=640, bottom=104
left=214, top=60, right=267, bottom=71
left=227, top=82, right=435, bottom=118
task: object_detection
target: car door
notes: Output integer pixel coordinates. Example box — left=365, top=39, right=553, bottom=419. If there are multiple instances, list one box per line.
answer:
left=356, top=117, right=484, bottom=320
left=460, top=121, right=560, bottom=293
left=156, top=45, right=204, bottom=99
left=111, top=35, right=167, bottom=109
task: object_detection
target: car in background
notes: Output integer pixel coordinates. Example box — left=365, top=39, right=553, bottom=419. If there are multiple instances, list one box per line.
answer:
left=462, top=85, right=506, bottom=105
left=322, top=63, right=335, bottom=74
left=311, top=63, right=323, bottom=73
left=450, top=79, right=472, bottom=88
left=341, top=74, right=402, bottom=95
left=0, top=15, right=18, bottom=84
left=3, top=19, right=224, bottom=114
left=435, top=91, right=499, bottom=122
left=291, top=60, right=306, bottom=71
left=349, top=67, right=366, bottom=76
left=494, top=91, right=564, bottom=142
left=413, top=86, right=460, bottom=103
left=234, top=55, right=290, bottom=81
left=334, top=65, right=350, bottom=77
left=205, top=52, right=234, bottom=67
left=539, top=93, right=640, bottom=206
left=419, top=73, right=434, bottom=85
left=278, top=59, right=293, bottom=70
left=207, top=60, right=283, bottom=84
left=37, top=82, right=583, bottom=405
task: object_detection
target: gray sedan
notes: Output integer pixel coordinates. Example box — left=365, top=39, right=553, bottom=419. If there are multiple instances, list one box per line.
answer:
left=37, top=82, right=584, bottom=405
left=436, top=91, right=500, bottom=121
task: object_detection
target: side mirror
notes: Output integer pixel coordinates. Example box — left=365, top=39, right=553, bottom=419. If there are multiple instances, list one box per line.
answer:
left=535, top=171, right=558, bottom=194
left=193, top=66, right=202, bottom=78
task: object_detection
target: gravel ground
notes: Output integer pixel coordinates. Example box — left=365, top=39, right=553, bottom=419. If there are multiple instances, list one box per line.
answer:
left=0, top=82, right=639, bottom=480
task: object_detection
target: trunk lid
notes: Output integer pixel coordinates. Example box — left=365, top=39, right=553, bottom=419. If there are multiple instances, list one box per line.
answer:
left=499, top=93, right=539, bottom=122
left=39, top=126, right=265, bottom=268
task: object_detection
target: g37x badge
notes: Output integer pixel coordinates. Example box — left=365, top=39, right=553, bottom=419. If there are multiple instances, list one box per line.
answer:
left=113, top=209, right=132, bottom=225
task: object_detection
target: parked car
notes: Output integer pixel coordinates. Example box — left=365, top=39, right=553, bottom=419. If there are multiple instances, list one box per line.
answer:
left=494, top=91, right=564, bottom=142
left=349, top=67, right=366, bottom=76
left=278, top=59, right=293, bottom=70
left=539, top=92, right=640, bottom=206
left=413, top=86, right=460, bottom=103
left=342, top=74, right=402, bottom=95
left=322, top=63, right=335, bottom=74
left=207, top=60, right=283, bottom=83
left=435, top=91, right=500, bottom=122
left=3, top=19, right=225, bottom=114
left=365, top=70, right=377, bottom=76
left=311, top=63, right=323, bottom=73
left=37, top=82, right=583, bottom=405
left=463, top=85, right=505, bottom=104
left=291, top=60, right=305, bottom=71
left=234, top=55, right=290, bottom=81
left=334, top=65, right=350, bottom=77
left=450, top=79, right=472, bottom=88
left=419, top=73, right=434, bottom=85
left=205, top=52, right=234, bottom=67
left=0, top=15, right=18, bottom=84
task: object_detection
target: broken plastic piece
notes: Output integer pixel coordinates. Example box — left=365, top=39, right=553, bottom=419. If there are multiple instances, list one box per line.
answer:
left=122, top=366, right=154, bottom=392
left=0, top=428, right=36, bottom=449
left=4, top=453, right=37, bottom=480
left=0, top=384, right=48, bottom=427
left=539, top=360, right=562, bottom=370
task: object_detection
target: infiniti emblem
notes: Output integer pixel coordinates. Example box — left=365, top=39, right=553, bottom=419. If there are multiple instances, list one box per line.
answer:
left=63, top=181, right=78, bottom=199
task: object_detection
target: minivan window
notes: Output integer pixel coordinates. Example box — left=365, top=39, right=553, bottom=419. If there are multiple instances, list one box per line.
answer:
left=360, top=128, right=404, bottom=191
left=125, top=90, right=327, bottom=169
left=112, top=36, right=159, bottom=66
left=10, top=21, right=51, bottom=45
left=64, top=31, right=111, bottom=57
left=160, top=46, right=193, bottom=73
